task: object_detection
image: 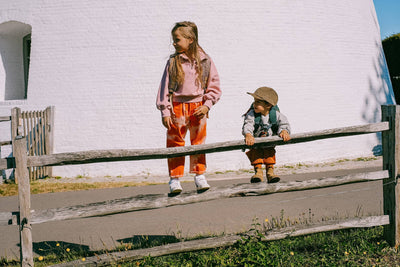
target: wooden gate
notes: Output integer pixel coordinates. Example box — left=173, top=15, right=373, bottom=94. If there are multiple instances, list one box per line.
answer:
left=11, top=106, right=54, bottom=181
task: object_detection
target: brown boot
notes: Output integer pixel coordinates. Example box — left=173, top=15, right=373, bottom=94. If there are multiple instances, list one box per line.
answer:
left=250, top=167, right=263, bottom=183
left=266, top=167, right=280, bottom=183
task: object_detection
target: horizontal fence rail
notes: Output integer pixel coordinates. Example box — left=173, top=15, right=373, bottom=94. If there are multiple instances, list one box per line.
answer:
left=0, top=170, right=389, bottom=225
left=0, top=140, right=12, bottom=146
left=0, top=116, right=11, bottom=122
left=0, top=116, right=12, bottom=148
left=51, top=215, right=390, bottom=266
left=25, top=122, right=389, bottom=168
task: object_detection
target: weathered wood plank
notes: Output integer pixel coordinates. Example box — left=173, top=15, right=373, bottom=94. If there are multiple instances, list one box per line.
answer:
left=44, top=106, right=55, bottom=177
left=11, top=108, right=20, bottom=183
left=14, top=137, right=33, bottom=267
left=0, top=212, right=14, bottom=226
left=0, top=116, right=11, bottom=122
left=0, top=158, right=7, bottom=170
left=27, top=122, right=389, bottom=167
left=49, top=215, right=389, bottom=267
left=0, top=140, right=11, bottom=146
left=382, top=105, right=400, bottom=247
left=27, top=170, right=388, bottom=225
left=263, top=215, right=390, bottom=241
left=0, top=157, right=15, bottom=170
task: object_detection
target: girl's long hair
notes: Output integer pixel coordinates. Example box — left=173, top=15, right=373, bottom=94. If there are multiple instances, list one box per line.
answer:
left=169, top=21, right=206, bottom=89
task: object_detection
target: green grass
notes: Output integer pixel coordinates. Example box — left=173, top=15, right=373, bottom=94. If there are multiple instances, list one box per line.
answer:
left=1, top=225, right=398, bottom=266
left=125, top=226, right=398, bottom=267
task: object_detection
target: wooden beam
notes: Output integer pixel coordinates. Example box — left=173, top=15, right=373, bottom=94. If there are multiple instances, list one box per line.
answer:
left=0, top=157, right=15, bottom=170
left=0, top=158, right=8, bottom=170
left=44, top=106, right=55, bottom=177
left=50, top=215, right=389, bottom=267
left=11, top=108, right=21, bottom=183
left=0, top=116, right=11, bottom=122
left=382, top=105, right=400, bottom=247
left=0, top=140, right=12, bottom=146
left=27, top=122, right=389, bottom=167
left=0, top=212, right=14, bottom=226
left=14, top=137, right=33, bottom=267
left=27, top=170, right=388, bottom=225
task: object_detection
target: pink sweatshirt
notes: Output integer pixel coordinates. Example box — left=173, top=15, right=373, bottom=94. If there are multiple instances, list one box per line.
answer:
left=156, top=52, right=221, bottom=117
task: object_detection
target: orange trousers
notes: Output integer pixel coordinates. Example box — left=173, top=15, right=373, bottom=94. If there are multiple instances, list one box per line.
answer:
left=246, top=147, right=276, bottom=169
left=167, top=102, right=207, bottom=178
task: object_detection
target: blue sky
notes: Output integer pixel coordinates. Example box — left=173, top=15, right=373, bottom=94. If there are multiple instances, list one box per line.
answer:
left=373, top=0, right=400, bottom=39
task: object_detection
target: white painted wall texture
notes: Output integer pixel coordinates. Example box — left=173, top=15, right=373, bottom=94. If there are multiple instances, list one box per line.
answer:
left=0, top=0, right=394, bottom=179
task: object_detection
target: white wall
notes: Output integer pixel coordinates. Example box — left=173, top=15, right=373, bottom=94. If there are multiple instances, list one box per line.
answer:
left=0, top=0, right=394, bottom=179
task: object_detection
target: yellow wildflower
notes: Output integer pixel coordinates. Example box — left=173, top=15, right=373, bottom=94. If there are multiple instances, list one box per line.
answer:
left=344, top=251, right=349, bottom=256
left=66, top=248, right=70, bottom=252
left=290, top=252, right=294, bottom=256
left=56, top=243, right=60, bottom=247
left=363, top=251, right=367, bottom=255
left=82, top=258, right=86, bottom=261
left=265, top=218, right=269, bottom=222
left=38, top=256, right=44, bottom=261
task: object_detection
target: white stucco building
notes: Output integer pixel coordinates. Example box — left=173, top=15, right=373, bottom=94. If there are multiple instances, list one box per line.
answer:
left=0, top=0, right=394, bottom=179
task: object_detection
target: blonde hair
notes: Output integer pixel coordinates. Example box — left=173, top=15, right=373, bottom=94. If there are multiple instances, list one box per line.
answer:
left=169, top=21, right=206, bottom=89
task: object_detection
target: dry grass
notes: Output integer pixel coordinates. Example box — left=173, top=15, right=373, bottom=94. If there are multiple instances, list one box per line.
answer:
left=0, top=181, right=160, bottom=197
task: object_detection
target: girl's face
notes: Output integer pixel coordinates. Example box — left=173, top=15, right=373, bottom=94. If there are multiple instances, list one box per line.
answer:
left=172, top=29, right=193, bottom=54
left=253, top=98, right=272, bottom=115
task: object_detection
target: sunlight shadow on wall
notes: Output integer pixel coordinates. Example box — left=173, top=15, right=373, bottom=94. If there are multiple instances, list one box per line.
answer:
left=362, top=41, right=395, bottom=155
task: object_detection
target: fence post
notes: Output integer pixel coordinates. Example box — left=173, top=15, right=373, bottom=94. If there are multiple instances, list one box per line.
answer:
left=45, top=106, right=54, bottom=177
left=382, top=105, right=400, bottom=247
left=14, top=136, right=33, bottom=266
left=11, top=107, right=22, bottom=183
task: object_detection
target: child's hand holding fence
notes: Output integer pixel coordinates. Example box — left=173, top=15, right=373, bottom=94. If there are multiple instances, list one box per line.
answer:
left=245, top=133, right=255, bottom=146
left=279, top=130, right=291, bottom=141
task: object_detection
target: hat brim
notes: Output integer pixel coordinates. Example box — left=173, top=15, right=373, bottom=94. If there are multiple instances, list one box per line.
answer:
left=247, top=92, right=262, bottom=99
left=247, top=92, right=265, bottom=101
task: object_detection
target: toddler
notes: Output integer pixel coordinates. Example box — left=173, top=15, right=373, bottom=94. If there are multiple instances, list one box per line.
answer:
left=242, top=87, right=291, bottom=183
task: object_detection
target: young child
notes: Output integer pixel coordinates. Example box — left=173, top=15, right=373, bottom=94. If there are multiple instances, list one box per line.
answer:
left=242, top=87, right=291, bottom=183
left=156, top=21, right=221, bottom=194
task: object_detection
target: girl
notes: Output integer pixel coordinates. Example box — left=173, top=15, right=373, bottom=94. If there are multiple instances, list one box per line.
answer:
left=156, top=21, right=221, bottom=194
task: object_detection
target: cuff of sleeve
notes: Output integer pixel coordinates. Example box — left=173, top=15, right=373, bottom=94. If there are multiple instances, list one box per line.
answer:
left=161, top=108, right=171, bottom=117
left=203, top=100, right=213, bottom=110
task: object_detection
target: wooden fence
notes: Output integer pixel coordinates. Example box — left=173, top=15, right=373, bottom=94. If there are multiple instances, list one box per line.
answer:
left=0, top=106, right=54, bottom=182
left=0, top=105, right=399, bottom=266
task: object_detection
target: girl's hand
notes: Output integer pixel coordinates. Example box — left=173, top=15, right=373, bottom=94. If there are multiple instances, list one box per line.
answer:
left=162, top=116, right=173, bottom=130
left=245, top=133, right=255, bottom=146
left=193, top=105, right=209, bottom=119
left=279, top=130, right=291, bottom=142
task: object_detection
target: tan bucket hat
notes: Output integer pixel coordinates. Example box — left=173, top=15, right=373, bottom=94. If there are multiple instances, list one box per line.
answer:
left=247, top=86, right=278, bottom=106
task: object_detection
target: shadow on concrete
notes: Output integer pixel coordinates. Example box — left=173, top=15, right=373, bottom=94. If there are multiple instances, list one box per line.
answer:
left=30, top=235, right=179, bottom=258
left=32, top=241, right=90, bottom=256
left=117, top=235, right=180, bottom=248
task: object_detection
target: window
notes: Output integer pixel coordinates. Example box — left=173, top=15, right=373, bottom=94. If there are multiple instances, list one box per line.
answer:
left=0, top=21, right=32, bottom=101
left=23, top=34, right=31, bottom=99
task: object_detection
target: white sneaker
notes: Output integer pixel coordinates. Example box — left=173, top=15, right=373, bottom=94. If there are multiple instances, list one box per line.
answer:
left=169, top=178, right=182, bottom=194
left=194, top=174, right=210, bottom=192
